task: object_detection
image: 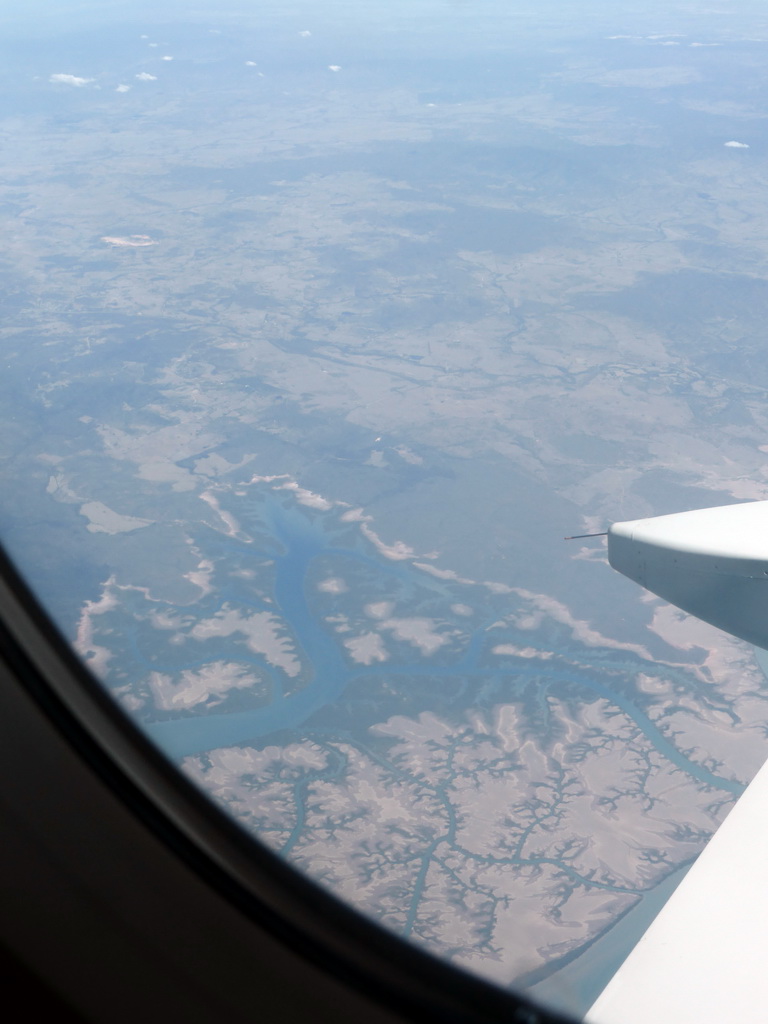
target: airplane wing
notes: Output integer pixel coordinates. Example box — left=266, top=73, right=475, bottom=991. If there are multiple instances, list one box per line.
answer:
left=588, top=500, right=768, bottom=1023
left=608, top=500, right=768, bottom=650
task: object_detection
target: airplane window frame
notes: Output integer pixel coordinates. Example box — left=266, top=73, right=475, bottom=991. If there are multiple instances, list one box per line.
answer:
left=0, top=541, right=575, bottom=1024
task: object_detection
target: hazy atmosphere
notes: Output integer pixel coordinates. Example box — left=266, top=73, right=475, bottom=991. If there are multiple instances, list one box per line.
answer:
left=3, top=1, right=768, bottom=1016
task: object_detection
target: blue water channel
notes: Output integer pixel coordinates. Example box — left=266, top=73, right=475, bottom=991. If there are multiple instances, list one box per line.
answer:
left=144, top=501, right=744, bottom=800
left=139, top=499, right=744, bottom=1015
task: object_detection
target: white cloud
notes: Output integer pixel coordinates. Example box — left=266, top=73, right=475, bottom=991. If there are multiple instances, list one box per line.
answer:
left=328, top=64, right=341, bottom=72
left=162, top=55, right=173, bottom=61
left=101, top=235, right=157, bottom=247
left=659, top=41, right=680, bottom=46
left=299, top=30, right=311, bottom=37
left=49, top=73, right=93, bottom=86
left=245, top=60, right=257, bottom=66
left=148, top=42, right=158, bottom=48
left=140, top=34, right=148, bottom=39
left=725, top=140, right=750, bottom=148
left=135, top=72, right=157, bottom=81
left=690, top=42, right=721, bottom=47
left=116, top=84, right=131, bottom=93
